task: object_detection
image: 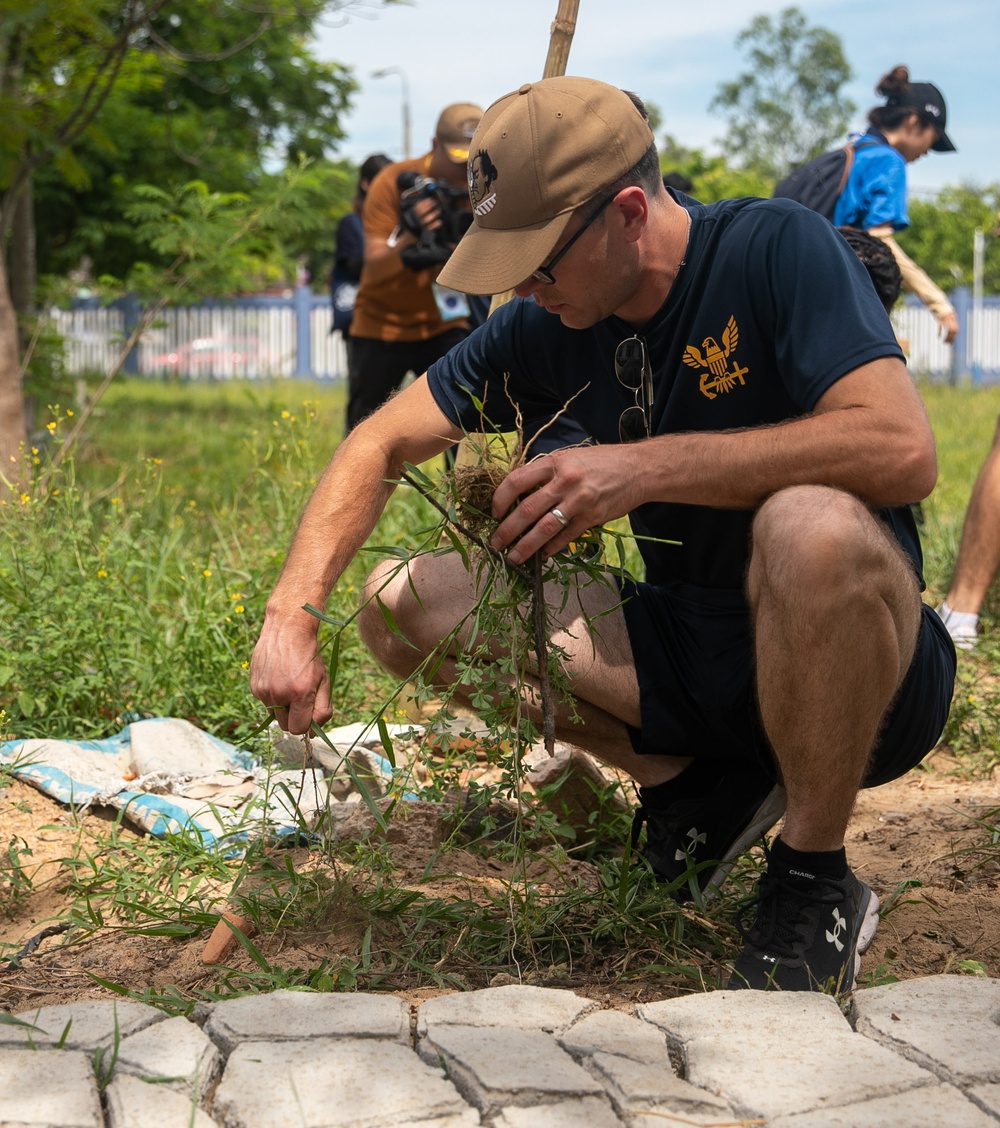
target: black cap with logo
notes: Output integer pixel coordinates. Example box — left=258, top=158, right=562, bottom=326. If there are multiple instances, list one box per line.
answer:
left=888, top=81, right=955, bottom=152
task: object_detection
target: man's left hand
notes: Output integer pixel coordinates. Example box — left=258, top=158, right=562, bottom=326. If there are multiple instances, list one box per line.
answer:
left=490, top=445, right=645, bottom=565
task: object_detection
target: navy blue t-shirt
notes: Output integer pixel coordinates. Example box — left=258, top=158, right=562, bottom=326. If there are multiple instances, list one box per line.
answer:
left=427, top=196, right=920, bottom=591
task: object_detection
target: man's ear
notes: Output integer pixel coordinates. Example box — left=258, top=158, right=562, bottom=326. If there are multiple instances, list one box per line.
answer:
left=614, top=186, right=649, bottom=243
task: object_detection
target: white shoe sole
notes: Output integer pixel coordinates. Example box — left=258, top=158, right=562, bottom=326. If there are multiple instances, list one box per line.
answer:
left=849, top=886, right=881, bottom=989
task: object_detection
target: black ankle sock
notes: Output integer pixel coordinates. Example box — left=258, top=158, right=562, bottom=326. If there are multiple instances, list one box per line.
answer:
left=770, top=835, right=848, bottom=880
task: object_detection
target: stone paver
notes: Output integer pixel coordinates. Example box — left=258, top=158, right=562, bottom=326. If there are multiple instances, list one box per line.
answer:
left=971, top=1083, right=1000, bottom=1119
left=769, top=1084, right=999, bottom=1127
left=115, top=1014, right=222, bottom=1100
left=0, top=975, right=998, bottom=1127
left=104, top=1073, right=221, bottom=1128
left=416, top=983, right=594, bottom=1036
left=0, top=999, right=165, bottom=1050
left=587, top=1050, right=735, bottom=1122
left=852, top=975, right=1000, bottom=1086
left=213, top=1037, right=477, bottom=1128
left=491, top=1097, right=623, bottom=1127
left=203, top=988, right=409, bottom=1053
left=0, top=1046, right=103, bottom=1127
left=418, top=1024, right=604, bottom=1115
left=556, top=1008, right=671, bottom=1065
left=637, top=988, right=937, bottom=1122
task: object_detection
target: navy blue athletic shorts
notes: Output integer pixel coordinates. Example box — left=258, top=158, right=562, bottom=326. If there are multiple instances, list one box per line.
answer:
left=619, top=577, right=956, bottom=788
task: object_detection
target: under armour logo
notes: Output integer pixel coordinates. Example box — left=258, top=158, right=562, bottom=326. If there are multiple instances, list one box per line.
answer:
left=674, top=826, right=707, bottom=862
left=826, top=907, right=847, bottom=952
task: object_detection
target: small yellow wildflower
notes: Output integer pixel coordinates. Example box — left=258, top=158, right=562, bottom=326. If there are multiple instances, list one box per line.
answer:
left=97, top=569, right=107, bottom=579
left=202, top=568, right=211, bottom=578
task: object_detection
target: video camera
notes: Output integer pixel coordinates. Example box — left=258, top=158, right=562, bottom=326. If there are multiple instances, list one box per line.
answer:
left=396, top=171, right=473, bottom=271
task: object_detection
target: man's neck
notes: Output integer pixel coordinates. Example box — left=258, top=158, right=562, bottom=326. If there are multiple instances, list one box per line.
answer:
left=614, top=200, right=691, bottom=328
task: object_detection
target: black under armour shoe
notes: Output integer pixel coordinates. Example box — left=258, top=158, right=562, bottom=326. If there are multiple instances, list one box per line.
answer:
left=727, top=854, right=879, bottom=992
left=630, top=762, right=785, bottom=903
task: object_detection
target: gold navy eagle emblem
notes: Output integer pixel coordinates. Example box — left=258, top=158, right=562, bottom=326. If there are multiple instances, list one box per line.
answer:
left=682, top=315, right=749, bottom=400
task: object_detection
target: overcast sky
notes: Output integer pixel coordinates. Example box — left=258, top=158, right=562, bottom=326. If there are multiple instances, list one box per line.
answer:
left=311, top=0, right=998, bottom=197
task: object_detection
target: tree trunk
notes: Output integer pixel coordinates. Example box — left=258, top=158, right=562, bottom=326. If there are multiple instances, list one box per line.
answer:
left=0, top=250, right=28, bottom=488
left=9, top=175, right=35, bottom=321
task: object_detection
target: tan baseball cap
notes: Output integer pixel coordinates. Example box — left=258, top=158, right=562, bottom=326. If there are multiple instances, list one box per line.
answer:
left=435, top=102, right=484, bottom=163
left=438, top=77, right=655, bottom=295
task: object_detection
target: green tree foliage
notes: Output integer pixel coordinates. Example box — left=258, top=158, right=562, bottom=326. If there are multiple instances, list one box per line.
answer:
left=29, top=2, right=368, bottom=283
left=709, top=6, right=853, bottom=179
left=0, top=0, right=397, bottom=477
left=900, top=185, right=1000, bottom=294
left=658, top=135, right=773, bottom=204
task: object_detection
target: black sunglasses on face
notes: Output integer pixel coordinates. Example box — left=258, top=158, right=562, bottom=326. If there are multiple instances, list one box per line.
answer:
left=531, top=192, right=618, bottom=286
left=616, top=335, right=653, bottom=442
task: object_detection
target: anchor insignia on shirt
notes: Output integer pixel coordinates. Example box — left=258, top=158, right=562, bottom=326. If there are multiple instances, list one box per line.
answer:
left=682, top=315, right=748, bottom=400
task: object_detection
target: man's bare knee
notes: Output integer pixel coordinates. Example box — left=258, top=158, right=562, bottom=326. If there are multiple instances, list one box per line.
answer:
left=749, top=486, right=881, bottom=606
left=356, top=559, right=418, bottom=673
left=357, top=553, right=478, bottom=677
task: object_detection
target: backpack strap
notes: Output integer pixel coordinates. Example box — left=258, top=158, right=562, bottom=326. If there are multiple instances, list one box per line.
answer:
left=836, top=137, right=883, bottom=198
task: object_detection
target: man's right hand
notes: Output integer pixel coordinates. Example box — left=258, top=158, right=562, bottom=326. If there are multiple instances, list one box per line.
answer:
left=249, top=617, right=333, bottom=736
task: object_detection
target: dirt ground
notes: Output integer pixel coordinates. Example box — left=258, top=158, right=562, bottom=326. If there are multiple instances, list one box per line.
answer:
left=1, top=749, right=998, bottom=1015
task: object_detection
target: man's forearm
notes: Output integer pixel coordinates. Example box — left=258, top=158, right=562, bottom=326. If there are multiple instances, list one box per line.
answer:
left=263, top=432, right=401, bottom=628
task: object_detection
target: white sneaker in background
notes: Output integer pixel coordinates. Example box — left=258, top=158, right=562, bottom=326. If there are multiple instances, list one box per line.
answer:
left=935, top=602, right=979, bottom=651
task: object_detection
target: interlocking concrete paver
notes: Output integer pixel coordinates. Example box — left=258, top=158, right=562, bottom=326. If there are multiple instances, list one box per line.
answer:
left=203, top=988, right=409, bottom=1054
left=416, top=983, right=594, bottom=1036
left=0, top=1046, right=103, bottom=1128
left=490, top=1096, right=624, bottom=1126
left=556, top=1009, right=671, bottom=1065
left=586, top=1050, right=735, bottom=1122
left=969, top=1083, right=1000, bottom=1118
left=852, top=975, right=1000, bottom=1086
left=212, top=1037, right=477, bottom=1128
left=114, top=1014, right=222, bottom=1100
left=637, top=989, right=936, bottom=1122
left=2, top=976, right=998, bottom=1126
left=417, top=1025, right=604, bottom=1115
left=0, top=999, right=165, bottom=1049
left=104, top=1073, right=221, bottom=1128
left=768, top=1084, right=999, bottom=1127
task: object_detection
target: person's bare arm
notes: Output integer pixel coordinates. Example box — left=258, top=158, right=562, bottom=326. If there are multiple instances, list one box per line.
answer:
left=490, top=356, right=937, bottom=564
left=250, top=379, right=462, bottom=732
left=868, top=223, right=958, bottom=344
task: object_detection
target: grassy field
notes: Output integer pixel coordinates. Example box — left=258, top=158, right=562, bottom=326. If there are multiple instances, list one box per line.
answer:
left=0, top=375, right=997, bottom=1003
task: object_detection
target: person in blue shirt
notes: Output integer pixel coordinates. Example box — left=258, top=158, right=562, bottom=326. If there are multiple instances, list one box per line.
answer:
left=833, top=66, right=958, bottom=344
left=330, top=153, right=392, bottom=343
left=251, top=77, right=955, bottom=993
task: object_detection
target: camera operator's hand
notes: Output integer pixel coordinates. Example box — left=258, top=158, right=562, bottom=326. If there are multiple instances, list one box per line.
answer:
left=400, top=193, right=444, bottom=238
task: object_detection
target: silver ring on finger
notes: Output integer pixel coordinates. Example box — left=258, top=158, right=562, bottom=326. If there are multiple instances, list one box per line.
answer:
left=550, top=507, right=569, bottom=527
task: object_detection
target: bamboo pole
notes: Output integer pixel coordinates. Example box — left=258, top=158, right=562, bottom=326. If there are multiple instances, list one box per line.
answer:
left=488, top=0, right=580, bottom=315
left=541, top=0, right=581, bottom=80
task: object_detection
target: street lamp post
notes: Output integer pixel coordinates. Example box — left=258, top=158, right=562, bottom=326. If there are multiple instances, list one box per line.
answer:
left=371, top=66, right=411, bottom=160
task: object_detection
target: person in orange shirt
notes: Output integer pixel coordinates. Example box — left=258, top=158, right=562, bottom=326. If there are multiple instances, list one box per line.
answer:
left=345, top=102, right=482, bottom=432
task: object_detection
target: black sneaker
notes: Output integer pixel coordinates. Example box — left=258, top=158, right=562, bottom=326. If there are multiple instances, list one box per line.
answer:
left=727, top=856, right=879, bottom=992
left=630, top=763, right=785, bottom=902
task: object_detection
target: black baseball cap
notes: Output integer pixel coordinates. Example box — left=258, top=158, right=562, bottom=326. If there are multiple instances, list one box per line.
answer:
left=889, top=82, right=955, bottom=152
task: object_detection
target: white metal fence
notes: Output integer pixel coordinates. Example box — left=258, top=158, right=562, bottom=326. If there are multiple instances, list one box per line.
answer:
left=50, top=295, right=348, bottom=381
left=48, top=290, right=1000, bottom=384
